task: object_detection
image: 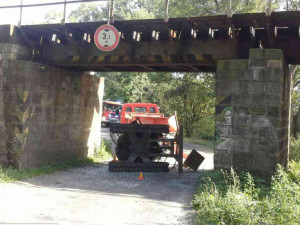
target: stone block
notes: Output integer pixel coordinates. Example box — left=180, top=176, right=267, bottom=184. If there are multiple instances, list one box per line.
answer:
left=217, top=60, right=248, bottom=71
left=267, top=60, right=283, bottom=68
left=267, top=67, right=282, bottom=81
left=214, top=150, right=232, bottom=169
left=254, top=153, right=277, bottom=173
left=249, top=49, right=283, bottom=61
left=267, top=106, right=281, bottom=118
left=216, top=81, right=230, bottom=94
left=248, top=59, right=267, bottom=68
left=233, top=152, right=254, bottom=170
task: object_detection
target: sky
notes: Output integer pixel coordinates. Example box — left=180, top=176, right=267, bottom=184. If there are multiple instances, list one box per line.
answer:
left=0, top=0, right=107, bottom=25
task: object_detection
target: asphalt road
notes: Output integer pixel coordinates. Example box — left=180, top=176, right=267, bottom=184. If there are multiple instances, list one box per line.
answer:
left=0, top=128, right=214, bottom=225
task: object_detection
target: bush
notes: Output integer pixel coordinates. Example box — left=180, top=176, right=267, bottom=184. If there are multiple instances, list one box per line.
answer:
left=93, top=138, right=112, bottom=161
left=193, top=163, right=300, bottom=225
left=290, top=133, right=300, bottom=162
left=194, top=117, right=215, bottom=140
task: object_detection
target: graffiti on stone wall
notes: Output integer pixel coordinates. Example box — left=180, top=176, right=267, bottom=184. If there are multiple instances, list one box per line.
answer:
left=216, top=95, right=278, bottom=153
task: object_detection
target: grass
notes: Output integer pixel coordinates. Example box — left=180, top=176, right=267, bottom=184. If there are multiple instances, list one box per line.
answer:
left=193, top=162, right=300, bottom=225
left=0, top=138, right=113, bottom=183
left=93, top=138, right=113, bottom=162
left=0, top=158, right=94, bottom=183
left=184, top=136, right=215, bottom=149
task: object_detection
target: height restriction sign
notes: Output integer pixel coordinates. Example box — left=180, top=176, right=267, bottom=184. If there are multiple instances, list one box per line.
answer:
left=94, top=24, right=120, bottom=52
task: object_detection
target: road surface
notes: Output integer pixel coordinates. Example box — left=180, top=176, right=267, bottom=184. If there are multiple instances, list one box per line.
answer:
left=0, top=127, right=214, bottom=225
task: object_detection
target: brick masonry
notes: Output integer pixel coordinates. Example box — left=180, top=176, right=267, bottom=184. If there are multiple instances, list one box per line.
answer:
left=0, top=43, right=103, bottom=169
left=215, top=49, right=291, bottom=177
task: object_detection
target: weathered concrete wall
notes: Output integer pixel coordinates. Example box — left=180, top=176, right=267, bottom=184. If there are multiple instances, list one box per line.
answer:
left=0, top=65, right=7, bottom=165
left=0, top=60, right=102, bottom=169
left=215, top=49, right=291, bottom=176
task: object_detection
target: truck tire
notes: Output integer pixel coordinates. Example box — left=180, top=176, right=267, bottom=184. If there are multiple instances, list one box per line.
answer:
left=116, top=134, right=131, bottom=160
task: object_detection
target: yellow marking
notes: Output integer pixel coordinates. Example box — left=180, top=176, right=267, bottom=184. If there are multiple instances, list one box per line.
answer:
left=14, top=127, right=21, bottom=134
left=96, top=56, right=105, bottom=62
left=195, top=55, right=205, bottom=62
left=123, top=56, right=130, bottom=62
left=163, top=55, right=171, bottom=63
left=71, top=56, right=80, bottom=62
left=111, top=55, right=119, bottom=63
left=18, top=90, right=30, bottom=103
left=146, top=55, right=155, bottom=63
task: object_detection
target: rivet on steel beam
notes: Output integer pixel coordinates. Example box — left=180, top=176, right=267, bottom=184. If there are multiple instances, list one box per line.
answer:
left=250, top=27, right=255, bottom=38
left=274, top=26, right=277, bottom=38
left=228, top=27, right=232, bottom=39
left=51, top=34, right=57, bottom=42
left=170, top=30, right=177, bottom=39
left=191, top=29, right=197, bottom=39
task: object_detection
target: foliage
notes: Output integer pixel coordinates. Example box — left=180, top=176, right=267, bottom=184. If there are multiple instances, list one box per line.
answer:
left=0, top=158, right=94, bottom=183
left=290, top=133, right=300, bottom=162
left=183, top=137, right=215, bottom=149
left=193, top=164, right=300, bottom=225
left=93, top=138, right=112, bottom=161
left=164, top=73, right=215, bottom=137
left=68, top=2, right=105, bottom=22
left=44, top=11, right=63, bottom=24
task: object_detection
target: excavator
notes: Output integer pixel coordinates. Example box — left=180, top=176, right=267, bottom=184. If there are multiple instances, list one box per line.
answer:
left=108, top=103, right=204, bottom=172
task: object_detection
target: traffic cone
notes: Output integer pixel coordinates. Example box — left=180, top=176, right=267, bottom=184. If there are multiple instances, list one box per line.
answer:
left=138, top=172, right=144, bottom=180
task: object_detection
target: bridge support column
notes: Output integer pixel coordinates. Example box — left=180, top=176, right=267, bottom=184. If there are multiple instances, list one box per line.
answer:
left=0, top=66, right=7, bottom=166
left=0, top=40, right=103, bottom=168
left=215, top=49, right=291, bottom=177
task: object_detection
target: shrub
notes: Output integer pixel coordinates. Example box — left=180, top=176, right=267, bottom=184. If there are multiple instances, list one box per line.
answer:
left=193, top=163, right=300, bottom=225
left=290, top=133, right=300, bottom=162
left=94, top=138, right=112, bottom=161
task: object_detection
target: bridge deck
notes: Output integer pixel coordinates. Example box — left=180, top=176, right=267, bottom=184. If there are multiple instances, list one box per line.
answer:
left=1, top=11, right=300, bottom=72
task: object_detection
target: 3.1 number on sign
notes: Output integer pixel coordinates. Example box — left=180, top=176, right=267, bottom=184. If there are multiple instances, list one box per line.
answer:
left=94, top=25, right=120, bottom=52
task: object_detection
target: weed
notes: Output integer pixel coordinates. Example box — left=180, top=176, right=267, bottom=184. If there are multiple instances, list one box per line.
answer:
left=0, top=158, right=94, bottom=183
left=193, top=163, right=300, bottom=225
left=93, top=138, right=112, bottom=161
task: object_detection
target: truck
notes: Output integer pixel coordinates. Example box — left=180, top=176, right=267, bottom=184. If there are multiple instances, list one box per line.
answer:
left=109, top=103, right=204, bottom=172
left=102, top=100, right=123, bottom=127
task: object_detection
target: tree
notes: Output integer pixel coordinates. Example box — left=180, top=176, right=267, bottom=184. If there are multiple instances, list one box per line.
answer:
left=68, top=2, right=105, bottom=22
left=44, top=11, right=63, bottom=24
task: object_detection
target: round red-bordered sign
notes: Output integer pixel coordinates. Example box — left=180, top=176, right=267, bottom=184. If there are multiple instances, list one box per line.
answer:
left=94, top=24, right=120, bottom=52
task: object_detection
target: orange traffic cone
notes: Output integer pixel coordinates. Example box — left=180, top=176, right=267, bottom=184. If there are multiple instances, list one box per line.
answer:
left=138, top=172, right=144, bottom=180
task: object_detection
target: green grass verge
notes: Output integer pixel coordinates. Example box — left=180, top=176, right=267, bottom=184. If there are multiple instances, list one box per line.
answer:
left=184, top=137, right=215, bottom=149
left=0, top=158, right=94, bottom=183
left=193, top=161, right=300, bottom=225
left=0, top=138, right=113, bottom=183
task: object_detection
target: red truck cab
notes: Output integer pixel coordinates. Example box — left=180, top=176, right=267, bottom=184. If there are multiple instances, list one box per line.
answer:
left=120, top=103, right=160, bottom=124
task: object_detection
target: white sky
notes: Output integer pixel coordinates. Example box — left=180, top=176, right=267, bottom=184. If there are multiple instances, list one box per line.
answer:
left=0, top=0, right=108, bottom=25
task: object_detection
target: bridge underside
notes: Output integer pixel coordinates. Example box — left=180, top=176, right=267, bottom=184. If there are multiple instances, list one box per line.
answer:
left=1, top=11, right=300, bottom=72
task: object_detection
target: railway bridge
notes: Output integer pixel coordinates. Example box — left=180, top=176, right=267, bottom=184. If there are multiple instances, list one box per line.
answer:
left=0, top=11, right=299, bottom=175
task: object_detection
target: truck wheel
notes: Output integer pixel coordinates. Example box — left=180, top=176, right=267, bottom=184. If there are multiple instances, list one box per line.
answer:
left=116, top=134, right=131, bottom=160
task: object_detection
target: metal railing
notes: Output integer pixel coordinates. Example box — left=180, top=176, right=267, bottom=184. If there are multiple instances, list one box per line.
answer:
left=0, top=0, right=275, bottom=27
left=0, top=0, right=108, bottom=26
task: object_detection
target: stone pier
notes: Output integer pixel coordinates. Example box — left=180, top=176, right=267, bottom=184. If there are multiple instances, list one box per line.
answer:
left=0, top=35, right=103, bottom=168
left=215, top=49, right=291, bottom=176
